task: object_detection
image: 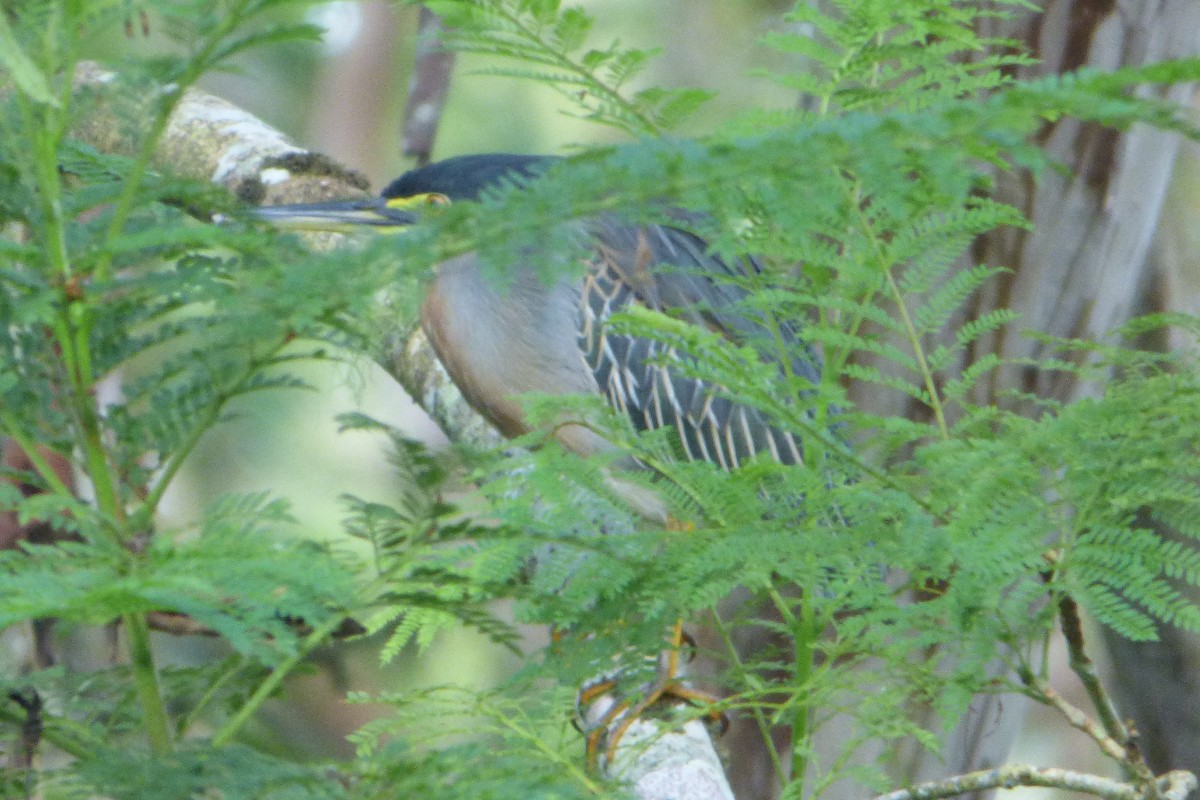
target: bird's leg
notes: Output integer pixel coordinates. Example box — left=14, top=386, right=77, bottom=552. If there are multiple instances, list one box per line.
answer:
left=579, top=619, right=726, bottom=772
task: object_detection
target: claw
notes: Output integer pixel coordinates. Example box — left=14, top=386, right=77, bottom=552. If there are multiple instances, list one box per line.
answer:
left=576, top=620, right=728, bottom=772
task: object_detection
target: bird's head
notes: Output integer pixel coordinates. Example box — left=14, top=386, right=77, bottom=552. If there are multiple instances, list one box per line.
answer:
left=248, top=153, right=552, bottom=232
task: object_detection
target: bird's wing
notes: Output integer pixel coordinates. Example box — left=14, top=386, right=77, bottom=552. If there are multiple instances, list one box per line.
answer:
left=577, top=217, right=816, bottom=468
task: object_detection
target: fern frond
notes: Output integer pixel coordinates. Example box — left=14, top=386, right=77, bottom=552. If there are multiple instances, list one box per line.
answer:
left=425, top=0, right=711, bottom=134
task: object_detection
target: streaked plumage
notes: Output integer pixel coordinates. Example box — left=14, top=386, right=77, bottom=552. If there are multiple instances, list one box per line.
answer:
left=387, top=154, right=819, bottom=469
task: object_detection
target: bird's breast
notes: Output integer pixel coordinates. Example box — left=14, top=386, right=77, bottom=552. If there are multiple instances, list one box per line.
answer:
left=420, top=254, right=606, bottom=451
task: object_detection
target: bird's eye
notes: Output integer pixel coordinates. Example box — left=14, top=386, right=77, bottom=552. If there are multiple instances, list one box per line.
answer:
left=384, top=193, right=451, bottom=212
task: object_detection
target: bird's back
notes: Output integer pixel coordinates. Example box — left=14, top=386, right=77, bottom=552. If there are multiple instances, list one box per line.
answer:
left=398, top=154, right=819, bottom=468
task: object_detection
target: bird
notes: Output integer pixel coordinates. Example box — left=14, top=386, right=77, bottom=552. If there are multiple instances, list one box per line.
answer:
left=250, top=152, right=823, bottom=767
left=253, top=154, right=819, bottom=478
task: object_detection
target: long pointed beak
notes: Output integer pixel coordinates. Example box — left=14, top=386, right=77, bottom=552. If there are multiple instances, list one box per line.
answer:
left=248, top=197, right=420, bottom=232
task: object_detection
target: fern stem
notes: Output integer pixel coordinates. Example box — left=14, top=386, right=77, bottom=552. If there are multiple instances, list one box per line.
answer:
left=840, top=175, right=950, bottom=438
left=18, top=61, right=127, bottom=530
left=176, top=655, right=246, bottom=741
left=638, top=453, right=727, bottom=526
left=74, top=393, right=125, bottom=524
left=211, top=611, right=347, bottom=748
left=759, top=289, right=833, bottom=453
left=130, top=338, right=289, bottom=534
left=816, top=51, right=856, bottom=117
left=124, top=612, right=173, bottom=754
left=51, top=300, right=125, bottom=526
left=768, top=588, right=818, bottom=787
left=797, top=594, right=819, bottom=789
left=825, top=182, right=883, bottom=381
left=490, top=6, right=661, bottom=136
left=883, top=267, right=949, bottom=439
left=706, top=605, right=789, bottom=787
left=480, top=701, right=606, bottom=794
left=57, top=313, right=127, bottom=528
left=18, top=88, right=70, bottom=279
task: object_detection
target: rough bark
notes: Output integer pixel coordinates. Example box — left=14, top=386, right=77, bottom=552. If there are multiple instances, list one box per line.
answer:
left=70, top=63, right=372, bottom=207
left=835, top=1, right=1200, bottom=796
left=970, top=0, right=1200, bottom=407
left=1106, top=134, right=1200, bottom=778
left=976, top=2, right=1200, bottom=790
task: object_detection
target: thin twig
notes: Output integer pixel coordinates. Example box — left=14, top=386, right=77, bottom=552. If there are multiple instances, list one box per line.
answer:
left=401, top=7, right=456, bottom=166
left=7, top=689, right=42, bottom=770
left=1017, top=664, right=1129, bottom=764
left=871, top=765, right=1197, bottom=800
left=1058, top=596, right=1133, bottom=747
left=210, top=611, right=349, bottom=748
left=705, top=605, right=789, bottom=787
left=1055, top=595, right=1159, bottom=788
left=0, top=693, right=95, bottom=760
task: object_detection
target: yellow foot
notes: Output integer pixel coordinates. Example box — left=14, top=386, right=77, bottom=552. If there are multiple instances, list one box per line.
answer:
left=578, top=620, right=727, bottom=772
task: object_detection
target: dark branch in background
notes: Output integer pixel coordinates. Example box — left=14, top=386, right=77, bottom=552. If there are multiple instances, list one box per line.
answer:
left=6, top=689, right=42, bottom=772
left=1058, top=595, right=1141, bottom=767
left=145, top=611, right=365, bottom=640
left=3, top=432, right=80, bottom=670
left=1, top=692, right=94, bottom=761
left=400, top=7, right=456, bottom=166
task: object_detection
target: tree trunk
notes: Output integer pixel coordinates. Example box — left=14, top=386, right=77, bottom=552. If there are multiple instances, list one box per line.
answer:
left=840, top=0, right=1200, bottom=795
left=980, top=1, right=1200, bottom=786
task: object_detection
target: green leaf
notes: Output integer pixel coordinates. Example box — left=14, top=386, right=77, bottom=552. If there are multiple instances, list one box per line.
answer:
left=0, top=12, right=58, bottom=106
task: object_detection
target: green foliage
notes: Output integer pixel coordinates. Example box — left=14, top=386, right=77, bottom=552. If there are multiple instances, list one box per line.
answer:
left=419, top=0, right=715, bottom=135
left=338, top=414, right=524, bottom=661
left=762, top=0, right=1038, bottom=114
left=3, top=0, right=1200, bottom=798
left=349, top=687, right=607, bottom=800
left=72, top=743, right=350, bottom=800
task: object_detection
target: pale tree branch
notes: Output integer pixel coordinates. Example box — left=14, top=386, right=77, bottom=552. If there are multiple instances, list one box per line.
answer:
left=1017, top=668, right=1132, bottom=766
left=608, top=718, right=734, bottom=800
left=71, top=63, right=372, bottom=206
left=871, top=766, right=1197, bottom=800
